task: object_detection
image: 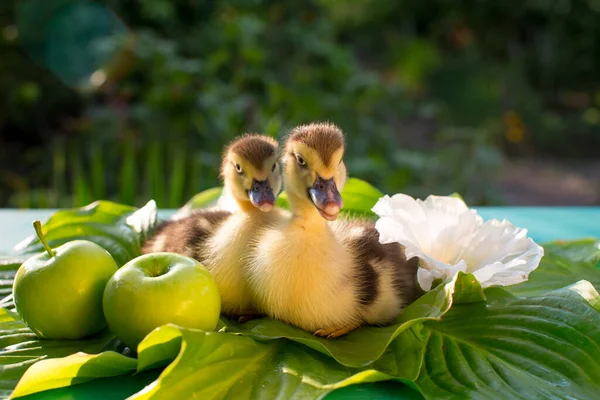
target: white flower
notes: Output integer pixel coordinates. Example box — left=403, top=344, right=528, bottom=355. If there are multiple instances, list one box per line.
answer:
left=372, top=194, right=544, bottom=291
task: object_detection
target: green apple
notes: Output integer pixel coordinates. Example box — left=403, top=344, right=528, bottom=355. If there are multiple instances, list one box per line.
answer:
left=102, top=252, right=221, bottom=350
left=13, top=221, right=118, bottom=339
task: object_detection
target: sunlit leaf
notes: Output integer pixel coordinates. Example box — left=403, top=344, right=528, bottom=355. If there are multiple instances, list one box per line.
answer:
left=415, top=280, right=600, bottom=399
left=131, top=325, right=392, bottom=400
left=542, top=239, right=600, bottom=264
left=13, top=200, right=157, bottom=266
left=11, top=351, right=136, bottom=399
left=340, top=178, right=383, bottom=218
left=448, top=192, right=464, bottom=200
left=0, top=308, right=121, bottom=398
left=275, top=190, right=289, bottom=209
left=177, top=187, right=223, bottom=212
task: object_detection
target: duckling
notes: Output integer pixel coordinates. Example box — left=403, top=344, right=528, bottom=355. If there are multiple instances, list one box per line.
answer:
left=142, top=134, right=285, bottom=317
left=246, top=122, right=419, bottom=338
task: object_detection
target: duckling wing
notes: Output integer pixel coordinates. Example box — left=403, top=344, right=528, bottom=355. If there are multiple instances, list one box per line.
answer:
left=333, top=218, right=421, bottom=323
left=141, top=209, right=232, bottom=259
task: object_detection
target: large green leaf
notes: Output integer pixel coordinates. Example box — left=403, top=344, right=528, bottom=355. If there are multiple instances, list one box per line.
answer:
left=274, top=190, right=290, bottom=209
left=414, top=280, right=600, bottom=399
left=132, top=325, right=392, bottom=400
left=16, top=369, right=162, bottom=400
left=178, top=187, right=223, bottom=212
left=0, top=308, right=121, bottom=398
left=13, top=200, right=157, bottom=266
left=542, top=239, right=600, bottom=264
left=338, top=177, right=384, bottom=218
left=508, top=239, right=600, bottom=297
left=169, top=187, right=225, bottom=221
left=10, top=351, right=137, bottom=399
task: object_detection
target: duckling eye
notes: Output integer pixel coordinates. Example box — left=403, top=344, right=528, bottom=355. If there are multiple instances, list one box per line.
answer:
left=295, top=154, right=306, bottom=167
left=234, top=163, right=243, bottom=174
left=271, top=163, right=277, bottom=172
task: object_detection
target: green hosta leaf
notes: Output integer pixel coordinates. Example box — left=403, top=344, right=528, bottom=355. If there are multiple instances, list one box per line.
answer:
left=13, top=200, right=157, bottom=266
left=16, top=370, right=161, bottom=400
left=170, top=187, right=225, bottom=221
left=542, top=238, right=600, bottom=264
left=367, top=325, right=427, bottom=381
left=131, top=325, right=392, bottom=400
left=508, top=239, right=600, bottom=297
left=339, top=178, right=383, bottom=218
left=0, top=308, right=121, bottom=398
left=448, top=192, right=464, bottom=201
left=179, top=187, right=223, bottom=212
left=275, top=190, right=289, bottom=209
left=451, top=273, right=486, bottom=304
left=328, top=382, right=424, bottom=400
left=10, top=351, right=137, bottom=399
left=136, top=325, right=182, bottom=372
left=415, top=280, right=600, bottom=399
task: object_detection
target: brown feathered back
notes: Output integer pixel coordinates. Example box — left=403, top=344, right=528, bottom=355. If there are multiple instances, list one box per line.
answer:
left=141, top=210, right=231, bottom=258
left=222, top=134, right=278, bottom=171
left=334, top=217, right=422, bottom=308
left=287, top=122, right=345, bottom=167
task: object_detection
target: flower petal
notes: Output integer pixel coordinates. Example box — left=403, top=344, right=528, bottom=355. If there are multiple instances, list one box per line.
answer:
left=373, top=194, right=482, bottom=266
left=417, top=268, right=434, bottom=291
left=373, top=194, right=428, bottom=224
left=412, top=254, right=468, bottom=291
left=464, top=219, right=544, bottom=288
left=373, top=194, right=431, bottom=250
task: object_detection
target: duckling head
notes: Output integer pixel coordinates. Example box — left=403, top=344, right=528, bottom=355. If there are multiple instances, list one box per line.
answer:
left=221, top=134, right=282, bottom=212
left=283, top=122, right=347, bottom=221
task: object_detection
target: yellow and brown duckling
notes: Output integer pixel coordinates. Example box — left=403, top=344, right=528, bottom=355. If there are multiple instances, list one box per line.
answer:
left=246, top=122, right=419, bottom=338
left=143, top=134, right=286, bottom=318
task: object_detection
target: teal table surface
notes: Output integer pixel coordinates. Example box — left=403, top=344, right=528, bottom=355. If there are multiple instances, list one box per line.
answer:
left=1, top=207, right=599, bottom=255
left=1, top=207, right=599, bottom=399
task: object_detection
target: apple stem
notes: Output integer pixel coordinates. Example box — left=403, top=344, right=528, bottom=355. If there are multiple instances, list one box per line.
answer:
left=33, top=220, right=54, bottom=257
left=152, top=258, right=161, bottom=276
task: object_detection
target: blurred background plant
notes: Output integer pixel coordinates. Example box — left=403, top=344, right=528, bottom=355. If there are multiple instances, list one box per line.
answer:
left=1, top=0, right=599, bottom=209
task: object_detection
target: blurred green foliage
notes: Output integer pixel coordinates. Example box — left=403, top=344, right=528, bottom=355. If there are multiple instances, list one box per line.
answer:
left=1, top=0, right=600, bottom=209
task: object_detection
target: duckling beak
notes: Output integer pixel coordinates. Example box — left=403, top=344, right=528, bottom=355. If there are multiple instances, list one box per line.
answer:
left=248, top=179, right=275, bottom=212
left=308, top=177, right=344, bottom=221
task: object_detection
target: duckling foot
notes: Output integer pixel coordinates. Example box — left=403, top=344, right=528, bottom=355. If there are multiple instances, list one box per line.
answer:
left=314, top=324, right=359, bottom=339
